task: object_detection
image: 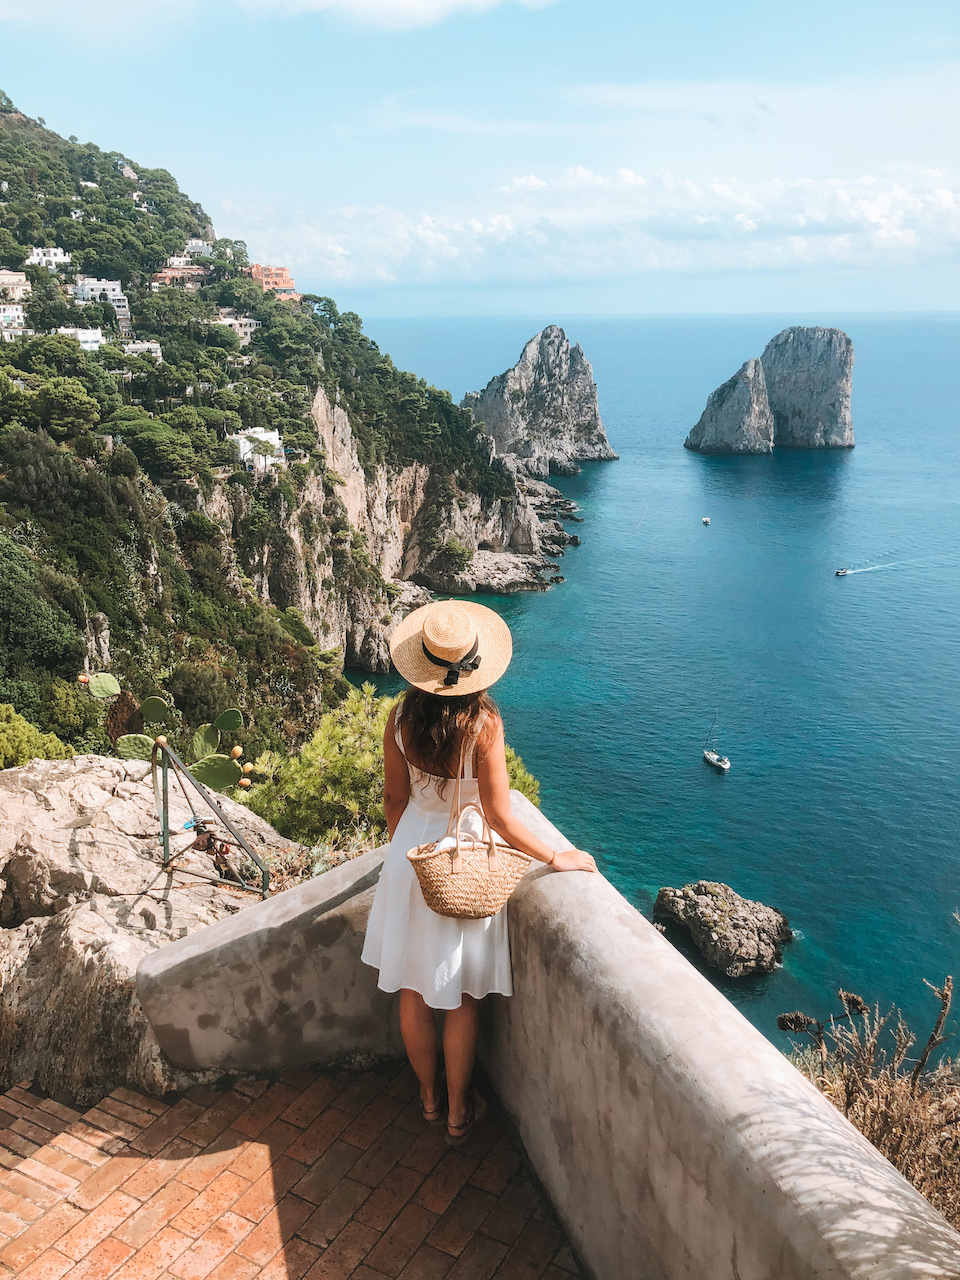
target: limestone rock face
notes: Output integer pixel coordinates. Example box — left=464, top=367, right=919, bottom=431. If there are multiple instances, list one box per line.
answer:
left=653, top=880, right=793, bottom=978
left=683, top=359, right=774, bottom=455
left=462, top=326, right=618, bottom=478
left=0, top=755, right=304, bottom=1104
left=760, top=326, right=854, bottom=448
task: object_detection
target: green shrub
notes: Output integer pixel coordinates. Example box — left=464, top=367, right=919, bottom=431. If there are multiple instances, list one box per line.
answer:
left=0, top=704, right=73, bottom=769
left=505, top=745, right=540, bottom=807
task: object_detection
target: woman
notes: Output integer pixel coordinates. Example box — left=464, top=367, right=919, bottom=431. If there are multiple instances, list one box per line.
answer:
left=361, top=600, right=597, bottom=1146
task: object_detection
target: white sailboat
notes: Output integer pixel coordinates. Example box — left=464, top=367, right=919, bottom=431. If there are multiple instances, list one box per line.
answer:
left=703, top=714, right=731, bottom=771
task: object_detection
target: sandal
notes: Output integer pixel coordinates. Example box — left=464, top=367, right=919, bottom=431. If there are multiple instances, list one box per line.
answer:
left=421, top=1095, right=446, bottom=1126
left=445, top=1091, right=487, bottom=1147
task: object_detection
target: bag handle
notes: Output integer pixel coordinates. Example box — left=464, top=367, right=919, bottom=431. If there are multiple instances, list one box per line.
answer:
left=449, top=802, right=500, bottom=874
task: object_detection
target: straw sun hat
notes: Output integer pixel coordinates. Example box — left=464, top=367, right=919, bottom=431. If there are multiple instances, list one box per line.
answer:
left=390, top=601, right=512, bottom=696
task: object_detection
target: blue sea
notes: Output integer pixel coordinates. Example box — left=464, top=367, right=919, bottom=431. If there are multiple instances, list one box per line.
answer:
left=354, top=314, right=960, bottom=1052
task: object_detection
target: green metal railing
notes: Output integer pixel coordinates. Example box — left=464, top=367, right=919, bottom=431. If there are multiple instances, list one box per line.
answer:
left=150, top=738, right=270, bottom=899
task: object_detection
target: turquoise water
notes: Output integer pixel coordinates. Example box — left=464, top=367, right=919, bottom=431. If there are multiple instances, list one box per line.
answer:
left=355, top=315, right=960, bottom=1050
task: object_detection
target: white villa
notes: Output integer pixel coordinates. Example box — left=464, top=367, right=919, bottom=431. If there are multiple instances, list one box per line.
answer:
left=0, top=270, right=31, bottom=301
left=69, top=276, right=131, bottom=322
left=26, top=246, right=72, bottom=271
left=165, top=255, right=190, bottom=269
left=57, top=327, right=107, bottom=352
left=0, top=303, right=32, bottom=342
left=216, top=308, right=262, bottom=346
left=121, top=340, right=163, bottom=361
left=238, top=427, right=283, bottom=471
left=185, top=238, right=213, bottom=257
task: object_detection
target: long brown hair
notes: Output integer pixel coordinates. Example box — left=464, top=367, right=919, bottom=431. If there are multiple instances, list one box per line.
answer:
left=398, top=688, right=499, bottom=779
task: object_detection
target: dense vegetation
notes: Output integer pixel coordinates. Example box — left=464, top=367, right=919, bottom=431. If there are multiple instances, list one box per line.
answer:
left=0, top=95, right=531, bottom=808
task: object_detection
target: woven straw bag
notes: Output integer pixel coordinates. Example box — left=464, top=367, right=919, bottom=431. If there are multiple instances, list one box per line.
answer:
left=407, top=736, right=532, bottom=920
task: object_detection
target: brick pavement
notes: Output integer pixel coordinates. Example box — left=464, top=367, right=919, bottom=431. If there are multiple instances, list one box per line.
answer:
left=0, top=1063, right=583, bottom=1279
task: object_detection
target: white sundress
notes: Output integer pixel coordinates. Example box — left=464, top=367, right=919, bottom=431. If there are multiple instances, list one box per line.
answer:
left=360, top=715, right=513, bottom=1010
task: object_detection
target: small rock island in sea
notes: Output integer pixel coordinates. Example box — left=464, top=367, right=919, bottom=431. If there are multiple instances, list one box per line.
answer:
left=684, top=325, right=854, bottom=454
left=462, top=325, right=619, bottom=478
left=653, top=880, right=793, bottom=978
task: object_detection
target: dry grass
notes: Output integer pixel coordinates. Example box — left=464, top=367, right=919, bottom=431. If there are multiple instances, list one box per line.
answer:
left=781, top=978, right=960, bottom=1229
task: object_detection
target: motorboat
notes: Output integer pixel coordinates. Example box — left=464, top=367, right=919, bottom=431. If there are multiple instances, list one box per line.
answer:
left=702, top=517, right=710, bottom=525
left=835, top=568, right=848, bottom=576
left=703, top=749, right=731, bottom=772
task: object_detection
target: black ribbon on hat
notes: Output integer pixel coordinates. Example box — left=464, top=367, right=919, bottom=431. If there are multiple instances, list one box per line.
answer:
left=422, top=636, right=482, bottom=687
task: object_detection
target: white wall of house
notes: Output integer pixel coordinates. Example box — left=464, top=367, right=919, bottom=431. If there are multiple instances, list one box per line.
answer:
left=26, top=246, right=72, bottom=271
left=57, top=326, right=106, bottom=352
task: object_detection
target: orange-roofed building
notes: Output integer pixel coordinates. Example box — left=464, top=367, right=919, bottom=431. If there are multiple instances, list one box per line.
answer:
left=247, top=263, right=300, bottom=301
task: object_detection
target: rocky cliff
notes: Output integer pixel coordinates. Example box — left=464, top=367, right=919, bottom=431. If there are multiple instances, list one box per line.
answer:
left=761, top=326, right=854, bottom=448
left=685, top=326, right=854, bottom=455
left=683, top=359, right=774, bottom=454
left=462, top=326, right=618, bottom=478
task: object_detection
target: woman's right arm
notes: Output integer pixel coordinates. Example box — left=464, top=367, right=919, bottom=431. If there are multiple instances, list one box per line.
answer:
left=383, top=706, right=411, bottom=839
left=477, top=717, right=597, bottom=874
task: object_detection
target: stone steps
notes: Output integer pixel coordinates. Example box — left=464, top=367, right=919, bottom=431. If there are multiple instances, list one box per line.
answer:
left=0, top=1065, right=581, bottom=1280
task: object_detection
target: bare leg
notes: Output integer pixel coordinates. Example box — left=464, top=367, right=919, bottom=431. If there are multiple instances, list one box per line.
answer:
left=399, top=989, right=440, bottom=1115
left=443, top=993, right=480, bottom=1128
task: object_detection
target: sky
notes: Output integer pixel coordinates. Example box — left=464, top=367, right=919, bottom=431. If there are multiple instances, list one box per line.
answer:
left=1, top=0, right=958, bottom=315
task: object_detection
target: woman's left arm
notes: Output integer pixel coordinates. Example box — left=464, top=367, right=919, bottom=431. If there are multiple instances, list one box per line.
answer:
left=383, top=706, right=411, bottom=839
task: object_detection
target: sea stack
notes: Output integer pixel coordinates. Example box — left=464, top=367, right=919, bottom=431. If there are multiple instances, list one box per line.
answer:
left=761, top=326, right=854, bottom=448
left=462, top=326, right=618, bottom=478
left=683, top=359, right=773, bottom=454
left=684, top=326, right=854, bottom=454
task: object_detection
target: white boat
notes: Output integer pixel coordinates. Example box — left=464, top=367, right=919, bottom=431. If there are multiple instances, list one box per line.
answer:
left=835, top=568, right=848, bottom=576
left=703, top=714, right=730, bottom=771
left=702, top=517, right=710, bottom=525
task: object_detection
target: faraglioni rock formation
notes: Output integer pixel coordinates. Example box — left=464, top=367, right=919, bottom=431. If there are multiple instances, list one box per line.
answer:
left=0, top=755, right=305, bottom=1105
left=653, top=880, right=793, bottom=978
left=462, top=326, right=618, bottom=478
left=682, top=358, right=774, bottom=454
left=684, top=326, right=854, bottom=454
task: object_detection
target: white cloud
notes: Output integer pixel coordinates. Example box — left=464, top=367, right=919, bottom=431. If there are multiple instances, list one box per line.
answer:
left=225, top=166, right=960, bottom=289
left=0, top=0, right=549, bottom=29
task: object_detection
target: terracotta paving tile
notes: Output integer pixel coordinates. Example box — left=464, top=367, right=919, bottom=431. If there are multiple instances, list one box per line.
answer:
left=301, top=1219, right=379, bottom=1279
left=111, top=1226, right=192, bottom=1280
left=130, top=1103, right=206, bottom=1158
left=0, top=1169, right=62, bottom=1210
left=114, top=1181, right=198, bottom=1248
left=349, top=1123, right=418, bottom=1188
left=0, top=1201, right=86, bottom=1272
left=396, top=1244, right=454, bottom=1279
left=0, top=1199, right=39, bottom=1237
left=109, top=1090, right=169, bottom=1119
left=178, top=1133, right=246, bottom=1193
left=0, top=1107, right=16, bottom=1130
left=279, top=1069, right=318, bottom=1092
left=468, top=1136, right=522, bottom=1197
left=413, top=1151, right=478, bottom=1217
left=443, top=1233, right=509, bottom=1280
left=11, top=1157, right=79, bottom=1197
left=493, top=1219, right=563, bottom=1280
left=68, top=1153, right=147, bottom=1211
left=231, top=1155, right=304, bottom=1223
left=341, top=1095, right=406, bottom=1151
left=121, top=1139, right=203, bottom=1202
left=201, top=1255, right=259, bottom=1280
left=278, top=1078, right=343, bottom=1130
left=0, top=1123, right=40, bottom=1157
left=285, top=1108, right=351, bottom=1165
left=363, top=1204, right=439, bottom=1278
left=426, top=1185, right=497, bottom=1257
left=170, top=1171, right=250, bottom=1237
left=330, top=1074, right=385, bottom=1117
left=57, top=1190, right=139, bottom=1260
left=352, top=1165, right=424, bottom=1234
left=352, top=1269, right=392, bottom=1280
left=47, top=1130, right=110, bottom=1169
left=397, top=1126, right=449, bottom=1177
left=166, top=1211, right=253, bottom=1280
left=98, top=1099, right=158, bottom=1130
left=255, top=1236, right=321, bottom=1280
left=292, top=1140, right=362, bottom=1205
left=393, top=1098, right=428, bottom=1136
left=297, top=1178, right=371, bottom=1247
left=37, top=1103, right=84, bottom=1129
left=549, top=1243, right=581, bottom=1274
left=477, top=1174, right=539, bottom=1247
left=179, top=1097, right=249, bottom=1150
left=231, top=1085, right=301, bottom=1139
left=82, top=1109, right=141, bottom=1144
left=184, top=1089, right=223, bottom=1109
left=0, top=1098, right=66, bottom=1134
left=383, top=1065, right=419, bottom=1103
left=231, top=1081, right=269, bottom=1100
left=5, top=1088, right=45, bottom=1112
left=58, top=1120, right=127, bottom=1156
left=61, top=1233, right=133, bottom=1279
left=235, top=1192, right=314, bottom=1264
left=25, top=1143, right=96, bottom=1185
left=17, top=1247, right=74, bottom=1280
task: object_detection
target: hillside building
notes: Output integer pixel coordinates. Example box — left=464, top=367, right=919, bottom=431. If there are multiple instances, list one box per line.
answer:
left=57, top=327, right=107, bottom=352
left=216, top=308, right=262, bottom=346
left=69, top=276, right=131, bottom=320
left=185, top=238, right=213, bottom=257
left=247, top=263, right=300, bottom=301
left=0, top=303, right=32, bottom=341
left=150, top=264, right=208, bottom=291
left=121, top=340, right=163, bottom=361
left=26, top=246, right=72, bottom=271
left=238, top=427, right=283, bottom=471
left=0, top=270, right=31, bottom=301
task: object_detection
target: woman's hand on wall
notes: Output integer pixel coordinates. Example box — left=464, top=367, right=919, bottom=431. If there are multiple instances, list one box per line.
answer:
left=551, top=848, right=598, bottom=873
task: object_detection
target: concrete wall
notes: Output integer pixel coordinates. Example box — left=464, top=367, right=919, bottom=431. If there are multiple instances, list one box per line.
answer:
left=137, top=850, right=400, bottom=1071
left=485, top=796, right=960, bottom=1280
